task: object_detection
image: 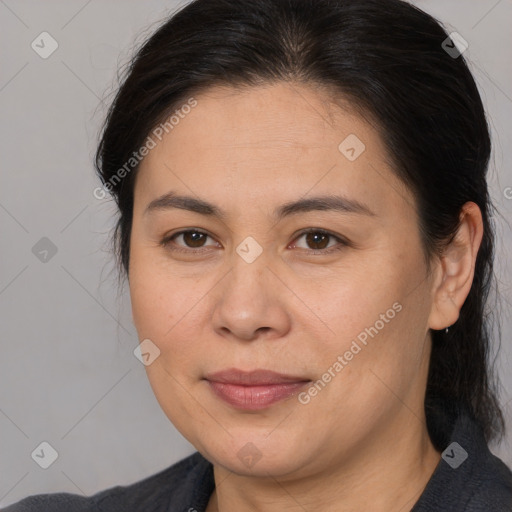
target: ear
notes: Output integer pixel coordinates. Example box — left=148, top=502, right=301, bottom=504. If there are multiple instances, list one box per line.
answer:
left=428, top=201, right=484, bottom=331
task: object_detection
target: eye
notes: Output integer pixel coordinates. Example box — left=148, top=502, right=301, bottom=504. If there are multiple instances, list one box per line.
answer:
left=160, top=228, right=349, bottom=255
left=290, top=229, right=348, bottom=254
left=161, top=229, right=218, bottom=253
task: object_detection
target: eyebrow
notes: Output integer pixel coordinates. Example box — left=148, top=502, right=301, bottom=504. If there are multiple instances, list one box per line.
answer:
left=144, top=191, right=376, bottom=220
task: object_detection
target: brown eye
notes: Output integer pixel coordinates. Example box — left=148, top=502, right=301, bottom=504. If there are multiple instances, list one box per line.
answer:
left=292, top=229, right=348, bottom=254
left=161, top=229, right=217, bottom=253
left=180, top=231, right=208, bottom=248
left=304, top=231, right=330, bottom=250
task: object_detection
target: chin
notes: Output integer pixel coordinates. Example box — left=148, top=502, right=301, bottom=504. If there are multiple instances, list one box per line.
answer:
left=197, top=433, right=312, bottom=478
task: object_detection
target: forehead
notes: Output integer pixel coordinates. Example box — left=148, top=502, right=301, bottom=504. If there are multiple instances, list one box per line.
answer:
left=167, top=82, right=374, bottom=149
left=134, top=82, right=414, bottom=221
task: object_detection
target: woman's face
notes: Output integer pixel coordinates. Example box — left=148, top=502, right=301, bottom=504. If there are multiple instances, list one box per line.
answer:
left=129, top=82, right=439, bottom=478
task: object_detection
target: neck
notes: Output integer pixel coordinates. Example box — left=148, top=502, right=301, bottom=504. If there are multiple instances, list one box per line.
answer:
left=206, top=409, right=441, bottom=512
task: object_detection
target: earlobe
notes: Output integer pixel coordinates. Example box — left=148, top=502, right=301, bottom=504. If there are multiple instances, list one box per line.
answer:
left=428, top=202, right=483, bottom=331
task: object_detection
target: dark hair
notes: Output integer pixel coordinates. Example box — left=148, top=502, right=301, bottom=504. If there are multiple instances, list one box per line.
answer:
left=95, top=0, right=505, bottom=445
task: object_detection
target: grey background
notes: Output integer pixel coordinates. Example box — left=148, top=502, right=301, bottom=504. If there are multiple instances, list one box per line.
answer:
left=0, top=0, right=511, bottom=507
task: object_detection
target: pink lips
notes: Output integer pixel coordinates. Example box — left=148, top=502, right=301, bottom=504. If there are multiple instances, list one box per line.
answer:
left=204, top=368, right=311, bottom=410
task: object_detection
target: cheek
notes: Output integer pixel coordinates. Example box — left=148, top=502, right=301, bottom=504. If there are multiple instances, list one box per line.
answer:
left=129, top=243, right=177, bottom=340
left=130, top=275, right=186, bottom=345
left=304, top=263, right=402, bottom=342
left=129, top=253, right=209, bottom=374
left=129, top=272, right=166, bottom=336
left=307, top=251, right=428, bottom=376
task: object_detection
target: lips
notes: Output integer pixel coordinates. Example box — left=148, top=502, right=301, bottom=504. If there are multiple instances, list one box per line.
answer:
left=204, top=368, right=311, bottom=410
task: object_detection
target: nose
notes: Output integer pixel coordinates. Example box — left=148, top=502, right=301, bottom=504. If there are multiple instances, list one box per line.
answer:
left=211, top=253, right=291, bottom=342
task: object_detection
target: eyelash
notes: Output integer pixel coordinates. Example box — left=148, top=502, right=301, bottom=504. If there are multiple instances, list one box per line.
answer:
left=160, top=228, right=349, bottom=255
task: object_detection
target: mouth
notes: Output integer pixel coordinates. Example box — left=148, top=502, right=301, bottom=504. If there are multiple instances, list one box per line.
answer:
left=204, top=368, right=311, bottom=410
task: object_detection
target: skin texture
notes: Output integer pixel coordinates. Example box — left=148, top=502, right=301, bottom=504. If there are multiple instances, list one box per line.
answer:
left=128, top=82, right=483, bottom=511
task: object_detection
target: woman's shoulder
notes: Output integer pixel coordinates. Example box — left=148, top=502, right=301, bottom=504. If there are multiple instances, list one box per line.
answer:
left=413, top=408, right=512, bottom=511
left=2, top=451, right=214, bottom=512
left=465, top=448, right=512, bottom=511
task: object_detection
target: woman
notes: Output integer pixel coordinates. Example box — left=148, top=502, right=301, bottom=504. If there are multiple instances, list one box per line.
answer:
left=6, top=0, right=511, bottom=510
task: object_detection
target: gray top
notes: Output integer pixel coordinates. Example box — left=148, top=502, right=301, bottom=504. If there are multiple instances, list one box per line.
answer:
left=3, top=406, right=512, bottom=511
